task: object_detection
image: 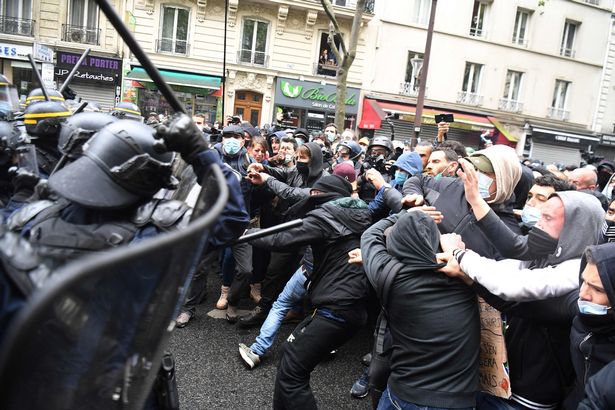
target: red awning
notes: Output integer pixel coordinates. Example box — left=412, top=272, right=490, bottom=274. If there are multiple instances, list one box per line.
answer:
left=358, top=98, right=386, bottom=129
left=376, top=101, right=494, bottom=129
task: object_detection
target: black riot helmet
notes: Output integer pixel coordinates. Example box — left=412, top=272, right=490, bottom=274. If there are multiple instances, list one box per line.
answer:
left=23, top=101, right=72, bottom=139
left=367, top=136, right=394, bottom=157
left=337, top=140, right=363, bottom=162
left=111, top=102, right=143, bottom=122
left=25, top=88, right=65, bottom=107
left=58, top=112, right=118, bottom=160
left=49, top=120, right=176, bottom=210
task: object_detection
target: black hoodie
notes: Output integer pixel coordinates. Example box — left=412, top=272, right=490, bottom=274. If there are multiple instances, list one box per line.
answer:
left=361, top=211, right=480, bottom=408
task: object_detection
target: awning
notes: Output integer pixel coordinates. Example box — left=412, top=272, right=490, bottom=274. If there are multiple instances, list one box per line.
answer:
left=488, top=116, right=519, bottom=142
left=532, top=126, right=600, bottom=143
left=125, top=67, right=221, bottom=93
left=358, top=98, right=385, bottom=129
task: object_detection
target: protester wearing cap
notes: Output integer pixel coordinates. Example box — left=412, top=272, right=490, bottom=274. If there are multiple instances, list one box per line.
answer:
left=245, top=174, right=372, bottom=409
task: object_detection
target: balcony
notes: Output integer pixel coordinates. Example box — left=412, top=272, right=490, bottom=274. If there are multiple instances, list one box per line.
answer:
left=237, top=49, right=269, bottom=67
left=498, top=98, right=523, bottom=113
left=547, top=107, right=570, bottom=121
left=314, top=61, right=338, bottom=77
left=400, top=82, right=419, bottom=97
left=560, top=47, right=575, bottom=58
left=512, top=35, right=528, bottom=47
left=62, top=24, right=101, bottom=45
left=457, top=91, right=483, bottom=106
left=469, top=27, right=487, bottom=38
left=0, top=16, right=34, bottom=36
left=585, top=0, right=600, bottom=5
left=156, top=38, right=189, bottom=55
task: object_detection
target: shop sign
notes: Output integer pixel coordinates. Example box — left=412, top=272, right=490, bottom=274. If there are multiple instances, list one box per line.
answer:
left=600, top=134, right=615, bottom=146
left=0, top=42, right=32, bottom=60
left=55, top=51, right=122, bottom=85
left=41, top=63, right=55, bottom=89
left=34, top=43, right=54, bottom=63
left=275, top=77, right=359, bottom=115
left=554, top=135, right=580, bottom=144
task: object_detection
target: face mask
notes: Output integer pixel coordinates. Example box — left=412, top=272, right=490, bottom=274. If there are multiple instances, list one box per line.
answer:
left=527, top=227, right=559, bottom=257
left=284, top=154, right=294, bottom=164
left=578, top=299, right=612, bottom=316
left=296, top=139, right=305, bottom=146
left=434, top=172, right=444, bottom=181
left=521, top=205, right=541, bottom=227
left=296, top=161, right=309, bottom=175
left=476, top=172, right=494, bottom=199
left=394, top=171, right=408, bottom=186
left=601, top=220, right=615, bottom=242
left=336, top=156, right=346, bottom=164
left=223, top=138, right=241, bottom=156
left=326, top=132, right=336, bottom=143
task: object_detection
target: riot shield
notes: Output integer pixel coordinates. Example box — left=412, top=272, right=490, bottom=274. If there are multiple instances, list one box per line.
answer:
left=0, top=164, right=228, bottom=410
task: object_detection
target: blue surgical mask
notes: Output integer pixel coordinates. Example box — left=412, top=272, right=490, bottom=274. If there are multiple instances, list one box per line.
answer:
left=284, top=153, right=294, bottom=164
left=223, top=138, right=241, bottom=156
left=326, top=132, right=336, bottom=143
left=477, top=171, right=494, bottom=199
left=434, top=172, right=444, bottom=181
left=394, top=171, right=408, bottom=186
left=578, top=299, right=612, bottom=316
left=521, top=204, right=541, bottom=227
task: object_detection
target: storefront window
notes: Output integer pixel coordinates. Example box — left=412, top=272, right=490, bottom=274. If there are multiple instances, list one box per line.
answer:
left=12, top=66, right=34, bottom=98
left=137, top=87, right=218, bottom=121
left=275, top=105, right=303, bottom=128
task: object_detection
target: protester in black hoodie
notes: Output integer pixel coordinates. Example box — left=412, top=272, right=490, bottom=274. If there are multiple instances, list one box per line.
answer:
left=248, top=175, right=372, bottom=410
left=361, top=211, right=479, bottom=410
left=578, top=360, right=615, bottom=410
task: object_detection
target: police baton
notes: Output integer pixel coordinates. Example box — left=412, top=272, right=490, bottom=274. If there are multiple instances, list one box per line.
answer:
left=59, top=48, right=91, bottom=93
left=233, top=219, right=303, bottom=244
left=27, top=54, right=49, bottom=101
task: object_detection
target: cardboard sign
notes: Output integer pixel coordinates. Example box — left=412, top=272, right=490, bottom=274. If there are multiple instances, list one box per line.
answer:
left=478, top=297, right=512, bottom=399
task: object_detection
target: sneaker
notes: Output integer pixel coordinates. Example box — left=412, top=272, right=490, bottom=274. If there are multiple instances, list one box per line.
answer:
left=216, top=285, right=229, bottom=310
left=350, top=368, right=370, bottom=399
left=250, top=283, right=262, bottom=304
left=238, top=343, right=261, bottom=369
left=175, top=311, right=193, bottom=328
left=226, top=305, right=238, bottom=324
left=237, top=306, right=267, bottom=328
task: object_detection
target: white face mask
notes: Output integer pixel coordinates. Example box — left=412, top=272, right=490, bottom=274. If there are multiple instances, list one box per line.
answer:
left=476, top=172, right=494, bottom=199
left=521, top=204, right=541, bottom=227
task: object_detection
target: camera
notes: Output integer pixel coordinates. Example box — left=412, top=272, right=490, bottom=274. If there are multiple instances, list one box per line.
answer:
left=434, top=113, right=454, bottom=124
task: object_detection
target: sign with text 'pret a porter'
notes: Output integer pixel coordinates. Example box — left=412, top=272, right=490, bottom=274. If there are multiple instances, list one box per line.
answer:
left=275, top=77, right=360, bottom=115
left=55, top=51, right=122, bottom=85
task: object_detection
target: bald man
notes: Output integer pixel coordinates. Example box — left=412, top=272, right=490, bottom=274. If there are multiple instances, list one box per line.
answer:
left=569, top=167, right=609, bottom=210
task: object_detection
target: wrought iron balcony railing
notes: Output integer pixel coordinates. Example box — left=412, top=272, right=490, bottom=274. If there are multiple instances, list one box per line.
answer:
left=237, top=49, right=269, bottom=67
left=547, top=107, right=570, bottom=121
left=560, top=46, right=575, bottom=58
left=314, top=61, right=338, bottom=77
left=62, top=24, right=101, bottom=45
left=457, top=91, right=483, bottom=106
left=156, top=38, right=189, bottom=55
left=499, top=98, right=523, bottom=113
left=0, top=15, right=34, bottom=36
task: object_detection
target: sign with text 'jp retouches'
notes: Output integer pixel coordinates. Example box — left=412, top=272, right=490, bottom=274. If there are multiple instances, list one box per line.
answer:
left=55, top=51, right=122, bottom=85
left=274, top=77, right=360, bottom=115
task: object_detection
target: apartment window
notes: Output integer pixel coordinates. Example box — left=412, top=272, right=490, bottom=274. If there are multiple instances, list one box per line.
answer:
left=560, top=20, right=578, bottom=58
left=552, top=80, right=570, bottom=110
left=463, top=62, right=483, bottom=94
left=64, top=0, right=99, bottom=44
left=159, top=6, right=189, bottom=54
left=317, top=32, right=341, bottom=76
left=412, top=0, right=431, bottom=25
left=0, top=0, right=33, bottom=36
left=240, top=19, right=268, bottom=66
left=503, top=70, right=523, bottom=101
left=512, top=9, right=530, bottom=46
left=470, top=1, right=488, bottom=37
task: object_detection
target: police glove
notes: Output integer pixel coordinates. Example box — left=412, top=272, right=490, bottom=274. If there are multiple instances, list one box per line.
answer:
left=156, top=113, right=209, bottom=163
left=9, top=167, right=41, bottom=193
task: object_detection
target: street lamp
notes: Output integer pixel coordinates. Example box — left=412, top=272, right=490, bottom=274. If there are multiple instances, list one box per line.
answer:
left=410, top=54, right=423, bottom=91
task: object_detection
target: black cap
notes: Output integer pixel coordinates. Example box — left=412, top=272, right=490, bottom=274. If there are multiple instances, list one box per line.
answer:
left=222, top=124, right=244, bottom=136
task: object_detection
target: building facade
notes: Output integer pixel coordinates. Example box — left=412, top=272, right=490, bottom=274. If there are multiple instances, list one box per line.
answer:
left=361, top=0, right=615, bottom=164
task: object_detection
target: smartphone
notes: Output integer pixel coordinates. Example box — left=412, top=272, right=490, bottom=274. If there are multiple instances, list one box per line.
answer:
left=435, top=113, right=454, bottom=124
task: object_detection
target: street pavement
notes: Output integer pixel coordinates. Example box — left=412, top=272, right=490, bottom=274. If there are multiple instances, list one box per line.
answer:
left=168, top=273, right=374, bottom=410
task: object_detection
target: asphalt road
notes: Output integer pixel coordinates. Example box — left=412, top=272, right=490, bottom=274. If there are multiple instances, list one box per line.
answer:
left=168, top=273, right=374, bottom=410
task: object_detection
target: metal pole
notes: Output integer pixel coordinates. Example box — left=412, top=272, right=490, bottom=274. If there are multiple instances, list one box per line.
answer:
left=27, top=54, right=49, bottom=101
left=412, top=0, right=437, bottom=148
left=92, top=0, right=185, bottom=114
left=221, top=0, right=228, bottom=122
left=233, top=219, right=303, bottom=244
left=59, top=48, right=91, bottom=93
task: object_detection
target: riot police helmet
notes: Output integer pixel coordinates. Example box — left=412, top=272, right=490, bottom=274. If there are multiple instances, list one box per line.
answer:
left=23, top=101, right=72, bottom=139
left=25, top=88, right=65, bottom=107
left=367, top=136, right=394, bottom=157
left=111, top=102, right=143, bottom=122
left=336, top=140, right=363, bottom=162
left=49, top=120, right=176, bottom=210
left=58, top=112, right=118, bottom=160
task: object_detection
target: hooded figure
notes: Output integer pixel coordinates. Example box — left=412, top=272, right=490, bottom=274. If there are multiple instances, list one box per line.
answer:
left=361, top=211, right=480, bottom=409
left=391, top=152, right=422, bottom=190
left=247, top=174, right=372, bottom=409
left=468, top=145, right=522, bottom=205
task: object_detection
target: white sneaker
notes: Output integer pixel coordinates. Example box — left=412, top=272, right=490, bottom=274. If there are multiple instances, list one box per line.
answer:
left=238, top=343, right=261, bottom=369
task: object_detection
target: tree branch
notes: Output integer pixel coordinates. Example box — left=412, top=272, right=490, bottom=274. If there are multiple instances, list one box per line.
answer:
left=320, top=0, right=347, bottom=55
left=327, top=22, right=343, bottom=66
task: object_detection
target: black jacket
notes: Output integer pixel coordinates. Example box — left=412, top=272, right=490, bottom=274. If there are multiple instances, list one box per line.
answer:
left=577, top=360, right=615, bottom=410
left=249, top=197, right=372, bottom=325
left=361, top=212, right=479, bottom=408
left=402, top=174, right=521, bottom=259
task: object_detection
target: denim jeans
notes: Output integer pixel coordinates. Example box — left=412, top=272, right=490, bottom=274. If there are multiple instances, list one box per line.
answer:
left=377, top=386, right=475, bottom=410
left=250, top=266, right=306, bottom=357
left=475, top=393, right=531, bottom=410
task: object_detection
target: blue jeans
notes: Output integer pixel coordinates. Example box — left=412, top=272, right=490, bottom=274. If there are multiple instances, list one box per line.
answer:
left=250, top=266, right=306, bottom=356
left=377, top=386, right=474, bottom=410
left=475, top=393, right=530, bottom=410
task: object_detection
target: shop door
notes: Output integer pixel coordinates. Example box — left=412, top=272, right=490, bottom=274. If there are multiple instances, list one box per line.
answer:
left=233, top=90, right=263, bottom=126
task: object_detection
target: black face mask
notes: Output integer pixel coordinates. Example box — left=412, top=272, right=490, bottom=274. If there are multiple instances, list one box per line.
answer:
left=296, top=161, right=309, bottom=175
left=527, top=227, right=559, bottom=258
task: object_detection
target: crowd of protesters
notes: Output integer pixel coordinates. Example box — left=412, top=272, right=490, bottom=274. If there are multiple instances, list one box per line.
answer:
left=174, top=116, right=615, bottom=410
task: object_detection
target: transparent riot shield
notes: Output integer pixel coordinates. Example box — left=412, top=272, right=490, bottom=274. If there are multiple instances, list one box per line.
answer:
left=0, top=164, right=228, bottom=410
